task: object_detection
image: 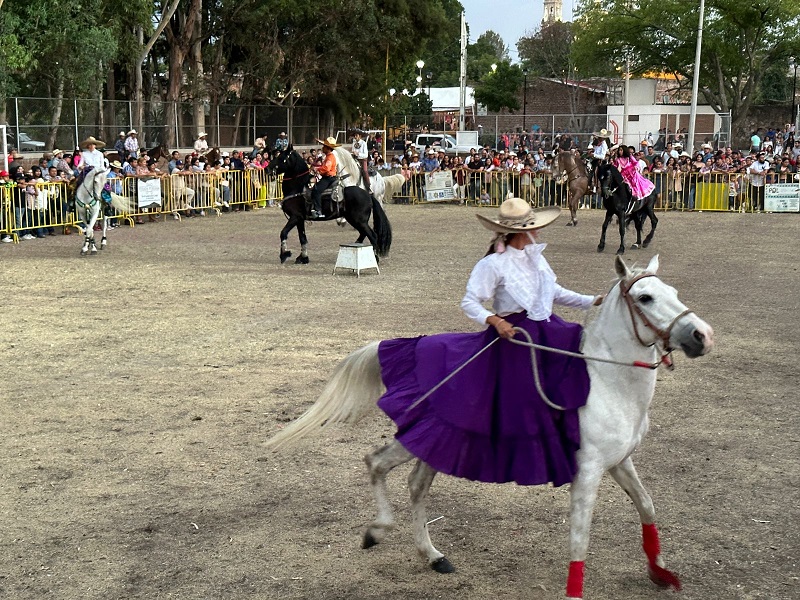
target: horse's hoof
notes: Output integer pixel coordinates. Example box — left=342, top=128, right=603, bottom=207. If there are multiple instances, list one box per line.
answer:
left=648, top=564, right=682, bottom=590
left=631, top=243, right=640, bottom=249
left=279, top=250, right=292, bottom=263
left=295, top=255, right=309, bottom=265
left=642, top=241, right=651, bottom=248
left=565, top=221, right=573, bottom=226
left=80, top=250, right=88, bottom=256
left=616, top=248, right=625, bottom=255
left=597, top=245, right=605, bottom=253
left=430, top=557, right=455, bottom=574
left=362, top=531, right=379, bottom=549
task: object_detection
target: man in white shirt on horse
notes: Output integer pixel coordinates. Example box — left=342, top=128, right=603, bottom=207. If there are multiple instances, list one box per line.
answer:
left=194, top=131, right=209, bottom=156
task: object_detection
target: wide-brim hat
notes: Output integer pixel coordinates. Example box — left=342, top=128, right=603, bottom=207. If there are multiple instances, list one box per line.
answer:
left=110, top=160, right=122, bottom=168
left=476, top=198, right=561, bottom=233
left=593, top=128, right=610, bottom=138
left=198, top=131, right=208, bottom=138
left=608, top=143, right=620, bottom=152
left=52, top=149, right=62, bottom=155
left=127, top=129, right=137, bottom=135
left=316, top=136, right=340, bottom=148
left=80, top=136, right=105, bottom=148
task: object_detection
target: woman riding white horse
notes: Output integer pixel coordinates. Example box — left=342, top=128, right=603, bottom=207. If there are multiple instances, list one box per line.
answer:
left=266, top=223, right=715, bottom=599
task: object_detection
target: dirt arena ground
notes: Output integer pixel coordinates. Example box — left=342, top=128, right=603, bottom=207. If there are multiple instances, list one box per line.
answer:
left=1, top=205, right=798, bottom=600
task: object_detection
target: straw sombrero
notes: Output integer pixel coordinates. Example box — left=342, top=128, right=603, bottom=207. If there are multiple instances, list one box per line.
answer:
left=316, top=136, right=340, bottom=148
left=593, top=128, right=610, bottom=138
left=80, top=136, right=105, bottom=148
left=476, top=197, right=561, bottom=233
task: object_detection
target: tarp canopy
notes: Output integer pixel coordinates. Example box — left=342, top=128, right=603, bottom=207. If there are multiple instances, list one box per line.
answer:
left=423, top=87, right=475, bottom=112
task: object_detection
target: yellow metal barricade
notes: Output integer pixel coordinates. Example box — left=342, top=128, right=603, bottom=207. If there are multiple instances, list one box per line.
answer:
left=5, top=180, right=73, bottom=242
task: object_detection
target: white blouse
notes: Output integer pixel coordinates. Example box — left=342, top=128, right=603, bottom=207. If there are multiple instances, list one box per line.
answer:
left=461, top=242, right=595, bottom=325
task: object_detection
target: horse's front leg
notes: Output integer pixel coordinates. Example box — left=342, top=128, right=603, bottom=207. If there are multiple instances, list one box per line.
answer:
left=295, top=220, right=309, bottom=264
left=279, top=217, right=297, bottom=263
left=616, top=210, right=626, bottom=255
left=408, top=460, right=453, bottom=573
left=83, top=206, right=100, bottom=255
left=100, top=214, right=109, bottom=249
left=597, top=210, right=613, bottom=252
left=566, top=468, right=604, bottom=599
left=630, top=214, right=644, bottom=249
left=608, top=457, right=681, bottom=591
left=362, top=441, right=414, bottom=549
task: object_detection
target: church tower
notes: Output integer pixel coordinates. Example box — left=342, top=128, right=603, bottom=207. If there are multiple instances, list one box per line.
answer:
left=543, top=0, right=563, bottom=23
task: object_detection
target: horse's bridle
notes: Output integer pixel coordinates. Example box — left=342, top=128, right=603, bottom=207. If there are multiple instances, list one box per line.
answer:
left=619, top=274, right=694, bottom=355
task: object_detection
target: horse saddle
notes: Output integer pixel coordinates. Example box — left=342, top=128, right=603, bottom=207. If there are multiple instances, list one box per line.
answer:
left=305, top=185, right=342, bottom=219
left=625, top=197, right=646, bottom=215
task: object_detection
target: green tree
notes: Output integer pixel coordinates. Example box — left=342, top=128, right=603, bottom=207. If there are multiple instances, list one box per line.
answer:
left=474, top=61, right=523, bottom=112
left=467, top=30, right=509, bottom=83
left=572, top=0, right=800, bottom=137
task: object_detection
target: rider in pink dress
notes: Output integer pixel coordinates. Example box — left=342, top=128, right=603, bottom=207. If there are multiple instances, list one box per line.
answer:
left=614, top=145, right=655, bottom=200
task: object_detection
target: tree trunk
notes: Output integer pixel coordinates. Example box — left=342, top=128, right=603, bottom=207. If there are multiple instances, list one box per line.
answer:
left=191, top=27, right=205, bottom=139
left=164, top=42, right=187, bottom=148
left=46, top=75, right=64, bottom=151
left=97, top=60, right=105, bottom=141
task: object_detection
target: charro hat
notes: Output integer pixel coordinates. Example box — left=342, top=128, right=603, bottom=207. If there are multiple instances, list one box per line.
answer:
left=609, top=143, right=620, bottom=152
left=80, top=136, right=105, bottom=148
left=593, top=128, right=610, bottom=138
left=476, top=197, right=561, bottom=233
left=119, top=131, right=126, bottom=137
left=198, top=131, right=207, bottom=137
left=110, top=160, right=122, bottom=168
left=127, top=129, right=137, bottom=135
left=316, top=136, right=340, bottom=148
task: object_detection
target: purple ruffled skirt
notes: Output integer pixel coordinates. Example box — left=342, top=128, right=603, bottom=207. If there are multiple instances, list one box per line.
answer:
left=377, top=312, right=589, bottom=487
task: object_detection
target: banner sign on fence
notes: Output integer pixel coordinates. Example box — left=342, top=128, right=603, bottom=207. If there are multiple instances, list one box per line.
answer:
left=137, top=178, right=162, bottom=208
left=425, top=171, right=455, bottom=202
left=765, top=183, right=800, bottom=213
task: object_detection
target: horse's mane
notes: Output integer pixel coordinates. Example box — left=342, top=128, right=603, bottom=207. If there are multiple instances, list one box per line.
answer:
left=333, top=147, right=362, bottom=188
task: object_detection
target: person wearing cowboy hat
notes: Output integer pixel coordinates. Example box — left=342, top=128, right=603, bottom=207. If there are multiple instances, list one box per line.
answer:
left=589, top=128, right=611, bottom=192
left=375, top=196, right=604, bottom=489
left=310, top=136, right=340, bottom=218
left=194, top=132, right=209, bottom=156
left=274, top=131, right=289, bottom=152
left=114, top=131, right=127, bottom=155
left=351, top=130, right=370, bottom=191
left=124, top=129, right=139, bottom=158
left=78, top=136, right=107, bottom=172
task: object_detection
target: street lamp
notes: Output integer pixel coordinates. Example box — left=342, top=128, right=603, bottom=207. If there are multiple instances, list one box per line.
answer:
left=790, top=57, right=798, bottom=127
left=522, top=67, right=529, bottom=132
left=491, top=63, right=497, bottom=73
left=416, top=60, right=425, bottom=93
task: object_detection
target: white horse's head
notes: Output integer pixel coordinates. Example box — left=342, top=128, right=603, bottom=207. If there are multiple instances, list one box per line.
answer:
left=76, top=166, right=110, bottom=205
left=612, top=255, right=714, bottom=358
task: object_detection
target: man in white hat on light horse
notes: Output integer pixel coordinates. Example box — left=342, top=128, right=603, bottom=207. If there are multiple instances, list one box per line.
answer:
left=194, top=131, right=209, bottom=156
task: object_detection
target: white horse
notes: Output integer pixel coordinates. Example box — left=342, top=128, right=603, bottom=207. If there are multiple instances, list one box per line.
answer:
left=333, top=147, right=386, bottom=203
left=73, top=165, right=133, bottom=255
left=266, top=255, right=714, bottom=599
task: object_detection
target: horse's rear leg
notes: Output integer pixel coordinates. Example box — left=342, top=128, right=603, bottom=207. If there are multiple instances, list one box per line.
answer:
left=608, top=458, right=681, bottom=591
left=279, top=218, right=298, bottom=263
left=408, top=460, right=452, bottom=573
left=363, top=441, right=414, bottom=549
left=642, top=212, right=658, bottom=248
left=294, top=221, right=309, bottom=264
left=566, top=468, right=604, bottom=599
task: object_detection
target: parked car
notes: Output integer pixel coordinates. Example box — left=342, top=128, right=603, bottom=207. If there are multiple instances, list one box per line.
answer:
left=413, top=133, right=479, bottom=156
left=19, top=132, right=46, bottom=151
left=6, top=131, right=46, bottom=152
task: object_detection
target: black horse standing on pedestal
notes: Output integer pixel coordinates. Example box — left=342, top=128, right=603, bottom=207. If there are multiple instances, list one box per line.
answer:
left=269, top=146, right=392, bottom=264
left=596, top=163, right=658, bottom=255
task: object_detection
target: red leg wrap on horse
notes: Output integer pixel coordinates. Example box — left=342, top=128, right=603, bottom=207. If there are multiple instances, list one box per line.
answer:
left=566, top=561, right=585, bottom=597
left=642, top=523, right=682, bottom=590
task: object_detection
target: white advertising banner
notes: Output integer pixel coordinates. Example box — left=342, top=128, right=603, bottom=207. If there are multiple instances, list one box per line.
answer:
left=137, top=178, right=162, bottom=208
left=425, top=171, right=455, bottom=202
left=764, top=182, right=800, bottom=213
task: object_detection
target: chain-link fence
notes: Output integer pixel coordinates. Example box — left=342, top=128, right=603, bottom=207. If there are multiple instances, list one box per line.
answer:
left=4, top=97, right=324, bottom=152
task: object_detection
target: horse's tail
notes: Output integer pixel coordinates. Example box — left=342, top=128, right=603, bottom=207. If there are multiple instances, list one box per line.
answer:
left=110, top=192, right=136, bottom=214
left=371, top=196, right=392, bottom=257
left=265, top=341, right=383, bottom=450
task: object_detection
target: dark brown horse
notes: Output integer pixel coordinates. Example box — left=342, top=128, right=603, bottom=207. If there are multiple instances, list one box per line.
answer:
left=200, top=147, right=221, bottom=166
left=555, top=150, right=590, bottom=226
